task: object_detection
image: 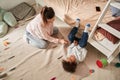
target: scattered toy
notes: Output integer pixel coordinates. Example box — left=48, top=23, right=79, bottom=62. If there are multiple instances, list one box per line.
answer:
left=89, top=69, right=95, bottom=74
left=50, top=77, right=56, bottom=80
left=57, top=56, right=63, bottom=59
left=96, top=58, right=108, bottom=68
left=0, top=56, right=15, bottom=63
left=8, top=56, right=15, bottom=60
left=4, top=47, right=10, bottom=50
left=114, top=63, right=120, bottom=68
left=3, top=41, right=10, bottom=46
left=0, top=73, right=7, bottom=78
left=0, top=67, right=4, bottom=72
left=9, top=67, right=16, bottom=72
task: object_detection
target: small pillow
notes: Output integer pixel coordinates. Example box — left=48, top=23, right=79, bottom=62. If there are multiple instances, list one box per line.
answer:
left=97, top=28, right=119, bottom=44
left=98, top=17, right=120, bottom=44
left=0, top=7, right=6, bottom=21
left=0, top=21, right=8, bottom=38
left=3, top=12, right=17, bottom=27
left=94, top=29, right=105, bottom=41
left=9, top=2, right=36, bottom=21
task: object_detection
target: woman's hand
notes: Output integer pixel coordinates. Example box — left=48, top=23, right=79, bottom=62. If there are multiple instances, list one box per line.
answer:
left=59, top=39, right=68, bottom=44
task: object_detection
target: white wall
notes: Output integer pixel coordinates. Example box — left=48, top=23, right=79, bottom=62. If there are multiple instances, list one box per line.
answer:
left=0, top=0, right=35, bottom=10
left=36, top=0, right=45, bottom=6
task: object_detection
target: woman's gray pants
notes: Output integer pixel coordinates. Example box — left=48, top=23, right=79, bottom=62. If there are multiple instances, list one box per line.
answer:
left=25, top=27, right=58, bottom=49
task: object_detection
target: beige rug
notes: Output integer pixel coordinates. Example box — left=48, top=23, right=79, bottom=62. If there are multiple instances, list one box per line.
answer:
left=0, top=20, right=90, bottom=80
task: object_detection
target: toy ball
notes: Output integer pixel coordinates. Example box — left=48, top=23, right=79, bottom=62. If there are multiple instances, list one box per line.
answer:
left=96, top=58, right=108, bottom=68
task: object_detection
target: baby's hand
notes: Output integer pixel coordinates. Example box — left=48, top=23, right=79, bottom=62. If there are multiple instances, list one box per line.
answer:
left=64, top=40, right=68, bottom=44
left=59, top=39, right=68, bottom=44
left=73, top=40, right=78, bottom=46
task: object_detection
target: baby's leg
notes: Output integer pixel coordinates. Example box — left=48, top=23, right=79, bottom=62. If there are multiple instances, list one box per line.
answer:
left=78, top=24, right=90, bottom=47
left=68, top=27, right=79, bottom=43
left=78, top=32, right=88, bottom=48
left=68, top=19, right=80, bottom=43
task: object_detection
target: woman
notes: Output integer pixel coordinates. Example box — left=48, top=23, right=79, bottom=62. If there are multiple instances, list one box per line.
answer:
left=25, top=6, right=67, bottom=49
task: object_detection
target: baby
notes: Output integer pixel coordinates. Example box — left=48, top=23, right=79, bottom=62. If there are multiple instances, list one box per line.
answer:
left=62, top=19, right=90, bottom=73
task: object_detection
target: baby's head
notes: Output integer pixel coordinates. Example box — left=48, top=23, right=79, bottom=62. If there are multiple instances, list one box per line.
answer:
left=62, top=55, right=77, bottom=73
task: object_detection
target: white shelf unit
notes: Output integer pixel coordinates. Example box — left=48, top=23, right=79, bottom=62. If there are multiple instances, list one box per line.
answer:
left=88, top=0, right=120, bottom=63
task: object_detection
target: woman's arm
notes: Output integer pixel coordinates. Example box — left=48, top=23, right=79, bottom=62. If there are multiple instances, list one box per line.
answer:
left=40, top=29, right=67, bottom=44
